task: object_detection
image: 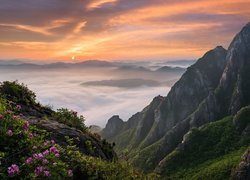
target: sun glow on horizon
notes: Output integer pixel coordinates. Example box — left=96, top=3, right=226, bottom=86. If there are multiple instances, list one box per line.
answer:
left=0, top=0, right=249, bottom=61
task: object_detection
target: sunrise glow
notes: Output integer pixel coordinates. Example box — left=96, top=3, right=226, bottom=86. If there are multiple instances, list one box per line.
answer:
left=0, top=0, right=250, bottom=61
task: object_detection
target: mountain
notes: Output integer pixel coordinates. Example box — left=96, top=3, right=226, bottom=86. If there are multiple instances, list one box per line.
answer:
left=0, top=60, right=115, bottom=69
left=102, top=22, right=250, bottom=178
left=156, top=60, right=196, bottom=68
left=116, top=65, right=151, bottom=72
left=89, top=125, right=103, bottom=134
left=155, top=66, right=186, bottom=73
left=0, top=59, right=26, bottom=65
left=75, top=60, right=114, bottom=67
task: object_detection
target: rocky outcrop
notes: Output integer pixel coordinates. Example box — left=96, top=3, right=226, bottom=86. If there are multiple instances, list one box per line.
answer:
left=102, top=115, right=124, bottom=139
left=89, top=125, right=102, bottom=134
left=188, top=23, right=250, bottom=127
left=232, top=148, right=250, bottom=180
left=26, top=117, right=116, bottom=161
left=142, top=46, right=227, bottom=147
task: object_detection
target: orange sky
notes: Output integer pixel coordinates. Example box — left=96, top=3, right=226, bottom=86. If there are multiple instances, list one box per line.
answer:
left=0, top=0, right=249, bottom=61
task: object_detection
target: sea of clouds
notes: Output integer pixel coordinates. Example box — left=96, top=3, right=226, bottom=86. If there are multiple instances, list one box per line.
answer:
left=0, top=61, right=191, bottom=127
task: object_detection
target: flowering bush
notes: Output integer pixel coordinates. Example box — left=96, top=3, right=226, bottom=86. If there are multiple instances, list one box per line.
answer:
left=0, top=81, right=36, bottom=106
left=53, top=108, right=87, bottom=132
left=0, top=97, right=155, bottom=179
left=0, top=99, right=71, bottom=179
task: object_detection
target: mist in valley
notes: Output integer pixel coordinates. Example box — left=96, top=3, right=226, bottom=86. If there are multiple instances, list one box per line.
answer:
left=0, top=60, right=191, bottom=126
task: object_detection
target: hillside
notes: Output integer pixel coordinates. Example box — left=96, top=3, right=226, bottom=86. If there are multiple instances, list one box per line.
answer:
left=156, top=106, right=250, bottom=179
left=102, top=22, right=250, bottom=178
left=0, top=81, right=156, bottom=179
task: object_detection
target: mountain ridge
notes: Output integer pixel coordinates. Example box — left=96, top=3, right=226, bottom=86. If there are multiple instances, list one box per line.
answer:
left=102, top=22, right=250, bottom=177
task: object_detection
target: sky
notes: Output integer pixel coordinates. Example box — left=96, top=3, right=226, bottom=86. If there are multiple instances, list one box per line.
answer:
left=0, top=0, right=250, bottom=61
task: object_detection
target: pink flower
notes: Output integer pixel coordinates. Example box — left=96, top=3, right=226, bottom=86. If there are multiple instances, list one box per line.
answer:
left=51, top=140, right=55, bottom=144
left=55, top=153, right=60, bottom=157
left=33, top=153, right=43, bottom=160
left=6, top=130, right=13, bottom=136
left=42, top=150, right=49, bottom=156
left=0, top=114, right=3, bottom=120
left=13, top=115, right=18, bottom=120
left=52, top=162, right=57, bottom=166
left=43, top=170, right=51, bottom=177
left=23, top=121, right=29, bottom=131
left=49, top=146, right=59, bottom=154
left=7, top=164, right=19, bottom=176
left=32, top=146, right=37, bottom=149
left=42, top=159, right=48, bottom=164
left=25, top=157, right=33, bottom=164
left=68, top=170, right=73, bottom=177
left=34, top=166, right=44, bottom=175
left=43, top=141, right=50, bottom=146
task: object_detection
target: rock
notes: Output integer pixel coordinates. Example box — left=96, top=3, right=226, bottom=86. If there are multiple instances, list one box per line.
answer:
left=102, top=115, right=124, bottom=139
left=26, top=117, right=116, bottom=161
left=232, top=148, right=250, bottom=180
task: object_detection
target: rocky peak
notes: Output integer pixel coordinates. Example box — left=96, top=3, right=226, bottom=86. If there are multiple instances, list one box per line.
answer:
left=102, top=115, right=124, bottom=139
left=216, top=22, right=250, bottom=115
left=142, top=46, right=228, bottom=146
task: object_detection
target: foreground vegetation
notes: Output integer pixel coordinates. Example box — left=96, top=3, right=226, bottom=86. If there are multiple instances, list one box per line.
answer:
left=0, top=81, right=157, bottom=179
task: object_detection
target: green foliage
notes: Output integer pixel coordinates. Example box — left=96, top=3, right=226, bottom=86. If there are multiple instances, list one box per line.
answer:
left=0, top=81, right=36, bottom=106
left=60, top=139, right=159, bottom=179
left=0, top=102, right=69, bottom=179
left=159, top=113, right=250, bottom=179
left=85, top=140, right=94, bottom=154
left=234, top=105, right=250, bottom=131
left=53, top=108, right=87, bottom=132
left=164, top=148, right=245, bottom=180
left=131, top=140, right=162, bottom=173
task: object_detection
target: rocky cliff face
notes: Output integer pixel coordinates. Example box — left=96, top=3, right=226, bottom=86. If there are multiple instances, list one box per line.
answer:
left=232, top=148, right=250, bottom=180
left=188, top=22, right=250, bottom=127
left=142, top=46, right=227, bottom=148
left=218, top=22, right=250, bottom=115
left=102, top=115, right=124, bottom=139
left=26, top=117, right=116, bottom=161
left=102, top=22, right=250, bottom=172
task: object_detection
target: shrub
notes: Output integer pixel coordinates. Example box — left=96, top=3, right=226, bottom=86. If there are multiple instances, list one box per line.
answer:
left=0, top=103, right=71, bottom=179
left=0, top=81, right=36, bottom=106
left=0, top=102, right=153, bottom=179
left=53, top=108, right=87, bottom=132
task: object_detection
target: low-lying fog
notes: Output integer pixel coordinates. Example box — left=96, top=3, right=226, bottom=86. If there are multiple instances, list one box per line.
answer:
left=0, top=60, right=194, bottom=127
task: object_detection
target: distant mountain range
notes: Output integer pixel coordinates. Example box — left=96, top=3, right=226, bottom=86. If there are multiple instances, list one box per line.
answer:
left=0, top=59, right=191, bottom=71
left=0, top=60, right=114, bottom=68
left=101, top=22, right=250, bottom=179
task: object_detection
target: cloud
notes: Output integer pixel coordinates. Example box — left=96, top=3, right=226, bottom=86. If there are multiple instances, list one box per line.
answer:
left=0, top=65, right=178, bottom=126
left=86, top=0, right=118, bottom=10
left=0, top=0, right=249, bottom=60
